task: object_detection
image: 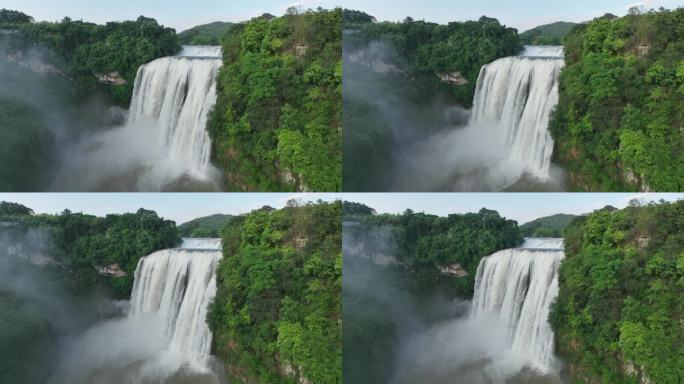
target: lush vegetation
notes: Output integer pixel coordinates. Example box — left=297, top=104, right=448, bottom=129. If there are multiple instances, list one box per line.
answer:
left=550, top=200, right=684, bottom=383
left=344, top=13, right=523, bottom=106
left=0, top=98, right=55, bottom=191
left=0, top=258, right=94, bottom=384
left=0, top=8, right=32, bottom=28
left=0, top=201, right=33, bottom=216
left=519, top=21, right=580, bottom=45
left=343, top=12, right=522, bottom=190
left=2, top=11, right=180, bottom=104
left=549, top=8, right=684, bottom=191
left=0, top=202, right=181, bottom=297
left=208, top=201, right=341, bottom=383
left=344, top=203, right=523, bottom=296
left=208, top=8, right=342, bottom=191
left=520, top=213, right=579, bottom=237
left=177, top=214, right=235, bottom=237
left=341, top=9, right=375, bottom=27
left=178, top=21, right=236, bottom=45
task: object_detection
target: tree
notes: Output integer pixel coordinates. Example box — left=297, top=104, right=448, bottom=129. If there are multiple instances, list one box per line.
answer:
left=0, top=201, right=33, bottom=216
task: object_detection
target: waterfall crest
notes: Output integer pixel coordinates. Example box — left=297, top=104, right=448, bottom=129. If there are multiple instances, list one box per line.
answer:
left=129, top=239, right=222, bottom=363
left=470, top=238, right=564, bottom=372
left=469, top=46, right=564, bottom=181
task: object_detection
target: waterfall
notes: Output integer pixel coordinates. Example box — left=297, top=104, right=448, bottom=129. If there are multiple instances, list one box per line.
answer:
left=127, top=46, right=222, bottom=180
left=128, top=238, right=222, bottom=363
left=470, top=238, right=564, bottom=372
left=53, top=46, right=223, bottom=191
left=469, top=46, right=564, bottom=181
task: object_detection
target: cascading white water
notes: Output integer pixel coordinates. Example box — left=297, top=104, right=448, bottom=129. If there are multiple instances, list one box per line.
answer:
left=53, top=46, right=223, bottom=191
left=181, top=237, right=223, bottom=250
left=470, top=238, right=564, bottom=373
left=128, top=238, right=222, bottom=364
left=128, top=46, right=222, bottom=180
left=469, top=46, right=564, bottom=181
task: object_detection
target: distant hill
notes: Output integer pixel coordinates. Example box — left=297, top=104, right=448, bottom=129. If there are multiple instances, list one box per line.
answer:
left=520, top=214, right=579, bottom=237
left=178, top=214, right=235, bottom=237
left=178, top=21, right=236, bottom=45
left=519, top=22, right=579, bottom=45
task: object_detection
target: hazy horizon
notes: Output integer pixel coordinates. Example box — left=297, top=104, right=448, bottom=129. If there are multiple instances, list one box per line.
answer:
left=344, top=0, right=681, bottom=31
left=0, top=0, right=341, bottom=32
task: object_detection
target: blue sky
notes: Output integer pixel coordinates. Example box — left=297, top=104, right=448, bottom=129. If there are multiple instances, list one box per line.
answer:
left=1, top=193, right=681, bottom=225
left=1, top=0, right=342, bottom=31
left=3, top=0, right=681, bottom=32
left=0, top=193, right=341, bottom=224
left=344, top=0, right=682, bottom=30
left=342, top=193, right=683, bottom=224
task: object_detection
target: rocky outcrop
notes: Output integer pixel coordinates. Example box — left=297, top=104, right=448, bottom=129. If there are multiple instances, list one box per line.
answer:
left=437, top=71, right=469, bottom=85
left=96, top=263, right=126, bottom=277
left=438, top=263, right=468, bottom=277
left=281, top=361, right=311, bottom=384
left=294, top=236, right=308, bottom=249
left=96, top=71, right=127, bottom=85
left=635, top=43, right=650, bottom=57
left=621, top=357, right=653, bottom=384
left=295, top=45, right=308, bottom=57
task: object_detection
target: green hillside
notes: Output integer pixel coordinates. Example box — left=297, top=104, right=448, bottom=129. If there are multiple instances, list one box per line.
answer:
left=520, top=213, right=579, bottom=237
left=177, top=213, right=235, bottom=237
left=178, top=21, right=235, bottom=45
left=550, top=8, right=684, bottom=191
left=519, top=21, right=579, bottom=45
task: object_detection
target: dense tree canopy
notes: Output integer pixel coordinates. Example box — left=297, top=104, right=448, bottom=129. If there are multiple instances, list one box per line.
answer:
left=345, top=14, right=523, bottom=106
left=0, top=9, right=32, bottom=27
left=341, top=201, right=376, bottom=216
left=2, top=13, right=180, bottom=104
left=0, top=201, right=33, bottom=216
left=550, top=200, right=684, bottom=383
left=342, top=9, right=376, bottom=27
left=208, top=8, right=341, bottom=191
left=550, top=8, right=684, bottom=191
left=345, top=205, right=523, bottom=296
left=2, top=206, right=181, bottom=296
left=208, top=201, right=341, bottom=383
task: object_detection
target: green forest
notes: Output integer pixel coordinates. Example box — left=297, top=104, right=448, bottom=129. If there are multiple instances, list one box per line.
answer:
left=343, top=12, right=523, bottom=191
left=178, top=21, right=236, bottom=45
left=344, top=202, right=522, bottom=297
left=520, top=213, right=579, bottom=237
left=551, top=200, right=684, bottom=383
left=178, top=214, right=235, bottom=237
left=208, top=8, right=342, bottom=192
left=0, top=98, right=55, bottom=191
left=550, top=8, right=684, bottom=191
left=0, top=201, right=180, bottom=297
left=208, top=201, right=341, bottom=383
left=1, top=10, right=180, bottom=104
left=344, top=13, right=523, bottom=106
left=519, top=21, right=579, bottom=45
